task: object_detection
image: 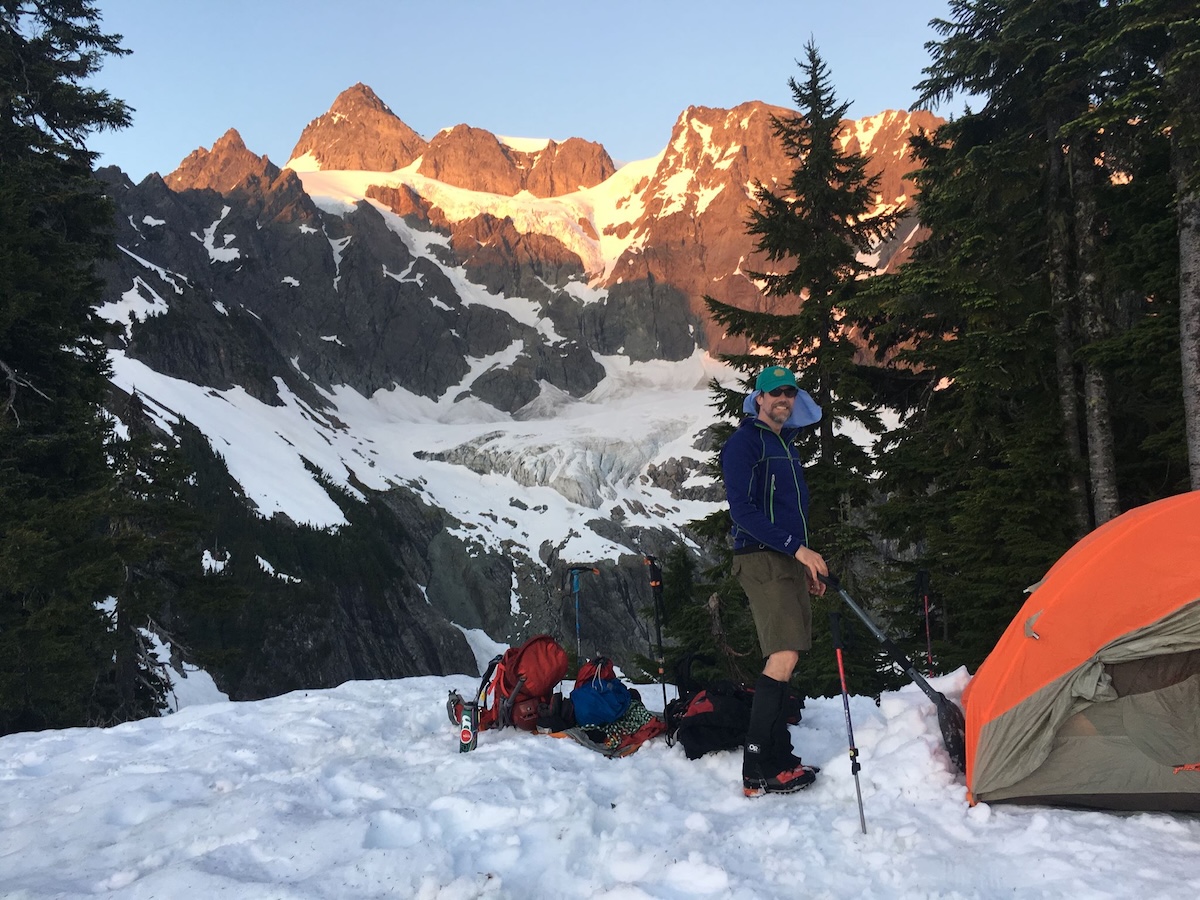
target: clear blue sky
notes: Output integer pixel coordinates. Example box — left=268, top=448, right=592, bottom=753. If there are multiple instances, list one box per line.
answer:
left=88, top=0, right=962, bottom=180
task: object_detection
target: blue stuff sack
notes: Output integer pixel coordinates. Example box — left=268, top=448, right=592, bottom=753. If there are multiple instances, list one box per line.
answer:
left=571, top=657, right=632, bottom=726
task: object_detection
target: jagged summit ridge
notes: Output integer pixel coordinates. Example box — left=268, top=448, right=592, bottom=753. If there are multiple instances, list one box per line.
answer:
left=165, top=127, right=281, bottom=194
left=416, top=125, right=616, bottom=197
left=284, top=83, right=615, bottom=197
left=288, top=82, right=429, bottom=172
left=595, top=100, right=936, bottom=352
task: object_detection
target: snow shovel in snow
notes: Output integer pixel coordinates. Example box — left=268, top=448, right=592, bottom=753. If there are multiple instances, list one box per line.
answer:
left=819, top=574, right=967, bottom=774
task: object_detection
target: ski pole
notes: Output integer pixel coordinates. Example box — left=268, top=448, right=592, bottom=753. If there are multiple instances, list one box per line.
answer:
left=829, top=611, right=867, bottom=834
left=567, top=565, right=598, bottom=661
left=917, top=569, right=933, bottom=676
left=642, top=552, right=668, bottom=715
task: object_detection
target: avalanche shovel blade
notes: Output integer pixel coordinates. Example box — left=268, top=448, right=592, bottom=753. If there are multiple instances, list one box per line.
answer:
left=934, top=692, right=967, bottom=775
left=820, top=574, right=967, bottom=774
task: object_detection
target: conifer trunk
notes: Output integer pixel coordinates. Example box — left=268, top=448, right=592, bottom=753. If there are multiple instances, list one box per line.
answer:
left=1046, top=128, right=1091, bottom=536
left=1073, top=141, right=1121, bottom=525
left=1175, top=136, right=1200, bottom=490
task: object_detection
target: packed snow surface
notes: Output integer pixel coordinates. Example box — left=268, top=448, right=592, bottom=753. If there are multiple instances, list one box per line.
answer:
left=3, top=669, right=1198, bottom=899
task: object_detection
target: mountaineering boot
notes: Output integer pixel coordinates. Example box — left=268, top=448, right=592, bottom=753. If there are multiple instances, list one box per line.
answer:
left=742, top=756, right=818, bottom=797
left=742, top=675, right=819, bottom=797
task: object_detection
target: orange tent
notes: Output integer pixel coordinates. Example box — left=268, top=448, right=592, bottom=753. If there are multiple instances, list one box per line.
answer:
left=964, top=491, right=1200, bottom=810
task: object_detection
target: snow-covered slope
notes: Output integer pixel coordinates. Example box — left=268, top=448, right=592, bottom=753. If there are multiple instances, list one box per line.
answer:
left=4, top=670, right=1198, bottom=898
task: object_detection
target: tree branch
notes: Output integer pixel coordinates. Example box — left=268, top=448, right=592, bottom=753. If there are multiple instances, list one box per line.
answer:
left=1, top=358, right=18, bottom=423
left=1, top=357, right=52, bottom=425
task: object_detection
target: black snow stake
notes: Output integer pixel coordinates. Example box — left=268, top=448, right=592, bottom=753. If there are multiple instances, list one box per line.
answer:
left=830, top=611, right=867, bottom=834
left=820, top=573, right=967, bottom=774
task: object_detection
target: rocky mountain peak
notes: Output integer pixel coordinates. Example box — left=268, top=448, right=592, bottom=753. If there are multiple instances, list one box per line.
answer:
left=521, top=137, right=617, bottom=197
left=418, top=124, right=521, bottom=194
left=328, top=82, right=394, bottom=118
left=165, top=128, right=282, bottom=194
left=287, top=82, right=428, bottom=172
left=415, top=125, right=615, bottom=198
left=601, top=102, right=941, bottom=353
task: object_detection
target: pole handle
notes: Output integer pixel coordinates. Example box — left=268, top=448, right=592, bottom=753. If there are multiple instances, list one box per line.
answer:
left=829, top=610, right=844, bottom=650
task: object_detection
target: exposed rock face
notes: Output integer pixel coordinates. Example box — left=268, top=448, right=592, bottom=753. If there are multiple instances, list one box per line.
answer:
left=418, top=124, right=524, bottom=194
left=599, top=102, right=938, bottom=354
left=448, top=212, right=586, bottom=296
left=416, top=127, right=616, bottom=197
left=366, top=182, right=432, bottom=224
left=165, top=128, right=281, bottom=194
left=521, top=137, right=618, bottom=197
left=843, top=109, right=942, bottom=212
left=287, top=82, right=428, bottom=171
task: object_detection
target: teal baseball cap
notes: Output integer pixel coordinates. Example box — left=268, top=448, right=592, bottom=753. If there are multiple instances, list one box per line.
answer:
left=755, top=366, right=798, bottom=393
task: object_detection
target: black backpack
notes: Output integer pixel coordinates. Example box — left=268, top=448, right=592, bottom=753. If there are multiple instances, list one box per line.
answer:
left=664, top=655, right=803, bottom=760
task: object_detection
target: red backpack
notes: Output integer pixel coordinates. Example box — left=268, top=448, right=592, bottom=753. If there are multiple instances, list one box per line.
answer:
left=463, top=635, right=569, bottom=732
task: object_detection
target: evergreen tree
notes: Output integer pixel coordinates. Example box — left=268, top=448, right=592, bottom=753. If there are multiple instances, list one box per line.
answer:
left=855, top=0, right=1189, bottom=669
left=105, top=393, right=205, bottom=720
left=706, top=40, right=897, bottom=579
left=919, top=0, right=1126, bottom=531
left=688, top=43, right=902, bottom=698
left=855, top=106, right=1082, bottom=669
left=0, top=1, right=134, bottom=733
left=1074, top=0, right=1200, bottom=487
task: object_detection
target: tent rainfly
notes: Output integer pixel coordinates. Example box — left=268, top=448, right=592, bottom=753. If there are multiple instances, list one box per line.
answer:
left=964, top=491, right=1200, bottom=811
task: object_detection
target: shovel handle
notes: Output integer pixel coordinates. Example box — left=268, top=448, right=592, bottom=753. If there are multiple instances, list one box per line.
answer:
left=820, top=573, right=942, bottom=702
left=820, top=571, right=968, bottom=773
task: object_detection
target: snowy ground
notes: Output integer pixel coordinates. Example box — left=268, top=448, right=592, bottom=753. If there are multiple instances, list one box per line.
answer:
left=3, top=671, right=1198, bottom=899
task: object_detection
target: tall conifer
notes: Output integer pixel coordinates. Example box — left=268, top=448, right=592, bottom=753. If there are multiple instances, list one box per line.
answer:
left=0, top=1, right=133, bottom=732
left=695, top=43, right=900, bottom=697
left=706, top=41, right=896, bottom=579
left=859, top=0, right=1189, bottom=668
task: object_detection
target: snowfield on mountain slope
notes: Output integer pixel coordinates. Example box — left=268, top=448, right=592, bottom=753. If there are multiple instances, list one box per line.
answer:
left=286, top=151, right=664, bottom=284
left=2, top=669, right=1198, bottom=899
left=105, top=347, right=733, bottom=565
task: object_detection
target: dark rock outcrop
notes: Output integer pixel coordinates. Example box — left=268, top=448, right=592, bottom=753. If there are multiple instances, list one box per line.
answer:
left=448, top=212, right=586, bottom=297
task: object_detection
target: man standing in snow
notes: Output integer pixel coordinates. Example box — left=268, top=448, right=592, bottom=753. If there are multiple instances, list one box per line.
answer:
left=720, top=365, right=828, bottom=797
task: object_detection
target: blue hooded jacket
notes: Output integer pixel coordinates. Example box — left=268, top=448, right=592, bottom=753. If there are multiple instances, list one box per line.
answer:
left=720, top=411, right=814, bottom=556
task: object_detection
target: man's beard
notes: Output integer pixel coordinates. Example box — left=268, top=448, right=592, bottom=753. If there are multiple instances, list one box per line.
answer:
left=764, top=400, right=792, bottom=425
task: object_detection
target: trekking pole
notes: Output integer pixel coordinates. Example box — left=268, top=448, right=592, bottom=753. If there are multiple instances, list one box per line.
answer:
left=829, top=611, right=867, bottom=834
left=567, top=565, right=599, bottom=661
left=642, top=552, right=669, bottom=715
left=917, top=569, right=933, bottom=676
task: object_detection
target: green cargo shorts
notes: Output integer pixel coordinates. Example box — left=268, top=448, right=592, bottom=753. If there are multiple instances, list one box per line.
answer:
left=732, top=550, right=813, bottom=656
